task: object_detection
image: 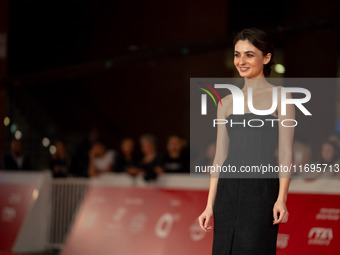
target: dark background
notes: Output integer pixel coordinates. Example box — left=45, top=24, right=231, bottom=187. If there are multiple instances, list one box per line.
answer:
left=0, top=0, right=339, bottom=169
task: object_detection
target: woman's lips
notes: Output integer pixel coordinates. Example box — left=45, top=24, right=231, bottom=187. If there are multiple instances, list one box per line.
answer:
left=239, top=67, right=250, bottom=72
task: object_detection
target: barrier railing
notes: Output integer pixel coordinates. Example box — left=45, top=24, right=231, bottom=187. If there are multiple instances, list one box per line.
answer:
left=48, top=173, right=208, bottom=249
left=49, top=178, right=89, bottom=249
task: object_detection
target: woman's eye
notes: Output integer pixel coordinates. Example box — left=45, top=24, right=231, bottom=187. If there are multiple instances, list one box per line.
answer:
left=247, top=54, right=253, bottom=57
left=234, top=54, right=239, bottom=57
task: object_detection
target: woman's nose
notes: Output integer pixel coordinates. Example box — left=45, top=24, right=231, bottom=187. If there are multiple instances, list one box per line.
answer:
left=239, top=55, right=246, bottom=65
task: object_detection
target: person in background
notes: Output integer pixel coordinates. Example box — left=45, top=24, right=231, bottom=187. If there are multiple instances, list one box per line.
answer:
left=328, top=134, right=340, bottom=159
left=50, top=140, right=69, bottom=178
left=323, top=136, right=340, bottom=179
left=3, top=140, right=31, bottom=170
left=161, top=135, right=189, bottom=173
left=309, top=141, right=340, bottom=179
left=88, top=141, right=115, bottom=177
left=194, top=142, right=217, bottom=174
left=114, top=137, right=138, bottom=173
left=137, top=134, right=163, bottom=181
left=291, top=139, right=312, bottom=177
left=71, top=128, right=99, bottom=177
left=320, top=141, right=340, bottom=174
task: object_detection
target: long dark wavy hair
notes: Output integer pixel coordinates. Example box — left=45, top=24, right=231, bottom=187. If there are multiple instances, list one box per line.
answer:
left=233, top=28, right=274, bottom=77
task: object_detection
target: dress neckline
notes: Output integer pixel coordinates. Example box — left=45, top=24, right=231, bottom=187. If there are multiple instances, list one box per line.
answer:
left=226, top=112, right=278, bottom=120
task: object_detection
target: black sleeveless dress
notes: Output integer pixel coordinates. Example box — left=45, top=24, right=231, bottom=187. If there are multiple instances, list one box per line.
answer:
left=212, top=113, right=280, bottom=255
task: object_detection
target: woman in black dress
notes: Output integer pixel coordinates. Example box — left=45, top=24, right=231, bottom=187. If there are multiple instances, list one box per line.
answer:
left=198, top=28, right=295, bottom=254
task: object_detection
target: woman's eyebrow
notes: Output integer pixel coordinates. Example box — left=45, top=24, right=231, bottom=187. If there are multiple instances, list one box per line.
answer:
left=234, top=50, right=256, bottom=54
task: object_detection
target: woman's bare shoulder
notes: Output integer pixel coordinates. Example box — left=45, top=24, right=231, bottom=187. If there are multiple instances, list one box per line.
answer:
left=221, top=94, right=233, bottom=106
left=219, top=94, right=233, bottom=116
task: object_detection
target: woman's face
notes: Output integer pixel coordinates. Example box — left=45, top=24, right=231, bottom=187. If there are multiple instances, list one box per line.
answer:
left=234, top=39, right=271, bottom=78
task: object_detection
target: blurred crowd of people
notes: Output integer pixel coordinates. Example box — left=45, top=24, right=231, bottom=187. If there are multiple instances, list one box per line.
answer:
left=292, top=134, right=340, bottom=179
left=1, top=131, right=190, bottom=182
left=2, top=131, right=340, bottom=180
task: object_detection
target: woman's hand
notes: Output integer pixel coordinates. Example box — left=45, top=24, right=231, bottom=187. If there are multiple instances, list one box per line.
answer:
left=198, top=206, right=213, bottom=232
left=273, top=199, right=289, bottom=224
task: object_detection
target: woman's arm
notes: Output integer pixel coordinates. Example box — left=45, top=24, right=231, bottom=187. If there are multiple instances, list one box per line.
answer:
left=206, top=110, right=229, bottom=209
left=273, top=88, right=295, bottom=224
left=198, top=100, right=229, bottom=231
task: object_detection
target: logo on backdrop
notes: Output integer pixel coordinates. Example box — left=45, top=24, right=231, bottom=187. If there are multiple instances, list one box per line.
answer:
left=276, top=233, right=290, bottom=249
left=316, top=208, right=340, bottom=221
left=308, top=227, right=333, bottom=246
left=1, top=207, right=16, bottom=222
